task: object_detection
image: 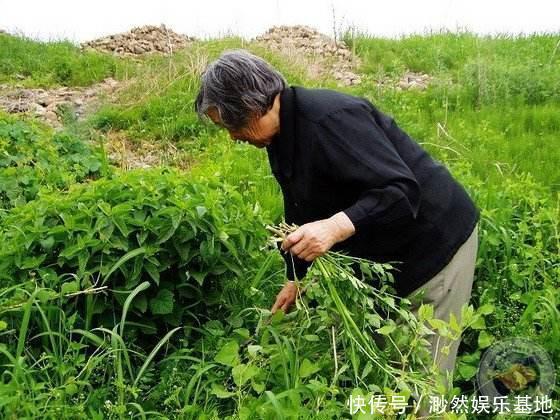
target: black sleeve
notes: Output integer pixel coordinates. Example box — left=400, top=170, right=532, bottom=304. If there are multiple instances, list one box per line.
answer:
left=282, top=197, right=311, bottom=281
left=315, top=105, right=421, bottom=231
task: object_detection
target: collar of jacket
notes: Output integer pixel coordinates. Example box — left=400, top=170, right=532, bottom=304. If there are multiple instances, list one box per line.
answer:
left=267, top=86, right=297, bottom=180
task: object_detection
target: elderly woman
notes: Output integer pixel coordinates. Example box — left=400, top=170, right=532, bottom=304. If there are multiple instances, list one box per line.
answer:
left=195, top=50, right=480, bottom=381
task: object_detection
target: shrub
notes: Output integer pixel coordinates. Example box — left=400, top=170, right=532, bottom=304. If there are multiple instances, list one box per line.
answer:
left=0, top=168, right=268, bottom=333
left=0, top=115, right=105, bottom=213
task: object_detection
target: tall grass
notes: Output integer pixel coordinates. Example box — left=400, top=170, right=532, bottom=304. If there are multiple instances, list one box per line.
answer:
left=0, top=33, right=136, bottom=87
left=343, top=32, right=560, bottom=192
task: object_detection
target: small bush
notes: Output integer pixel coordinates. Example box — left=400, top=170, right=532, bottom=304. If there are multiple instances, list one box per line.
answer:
left=0, top=168, right=268, bottom=332
left=0, top=115, right=105, bottom=212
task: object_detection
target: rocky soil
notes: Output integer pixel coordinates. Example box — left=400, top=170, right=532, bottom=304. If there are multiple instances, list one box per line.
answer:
left=0, top=78, right=122, bottom=128
left=254, top=25, right=432, bottom=90
left=255, top=25, right=362, bottom=87
left=81, top=24, right=194, bottom=56
left=397, top=71, right=432, bottom=91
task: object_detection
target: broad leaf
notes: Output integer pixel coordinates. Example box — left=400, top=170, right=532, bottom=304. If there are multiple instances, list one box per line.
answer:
left=149, top=289, right=174, bottom=315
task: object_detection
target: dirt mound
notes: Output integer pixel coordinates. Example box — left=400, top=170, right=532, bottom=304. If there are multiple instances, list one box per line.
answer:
left=255, top=25, right=361, bottom=86
left=0, top=78, right=122, bottom=128
left=81, top=24, right=194, bottom=56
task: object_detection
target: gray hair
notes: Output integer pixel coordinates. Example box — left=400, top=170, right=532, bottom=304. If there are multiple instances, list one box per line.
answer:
left=195, top=49, right=287, bottom=130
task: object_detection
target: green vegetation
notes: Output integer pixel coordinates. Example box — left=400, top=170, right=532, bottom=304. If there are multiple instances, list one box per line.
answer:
left=344, top=32, right=560, bottom=191
left=91, top=40, right=313, bottom=142
left=0, top=113, right=107, bottom=214
left=0, top=30, right=558, bottom=418
left=0, top=33, right=136, bottom=87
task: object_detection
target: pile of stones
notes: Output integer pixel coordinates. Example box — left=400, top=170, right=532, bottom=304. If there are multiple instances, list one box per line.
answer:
left=0, top=78, right=121, bottom=128
left=81, top=24, right=194, bottom=56
left=255, top=25, right=361, bottom=86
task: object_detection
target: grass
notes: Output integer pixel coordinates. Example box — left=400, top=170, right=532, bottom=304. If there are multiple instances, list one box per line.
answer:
left=0, top=32, right=137, bottom=87
left=82, top=31, right=560, bottom=192
left=343, top=32, right=560, bottom=192
left=90, top=38, right=318, bottom=142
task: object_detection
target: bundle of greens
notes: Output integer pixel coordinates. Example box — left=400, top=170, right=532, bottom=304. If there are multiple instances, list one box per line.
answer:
left=266, top=222, right=444, bottom=411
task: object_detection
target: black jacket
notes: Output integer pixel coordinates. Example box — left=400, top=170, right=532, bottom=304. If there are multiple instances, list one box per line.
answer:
left=266, top=86, right=480, bottom=297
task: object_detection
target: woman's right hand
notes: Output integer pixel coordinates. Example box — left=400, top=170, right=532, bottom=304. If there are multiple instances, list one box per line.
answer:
left=271, top=281, right=299, bottom=314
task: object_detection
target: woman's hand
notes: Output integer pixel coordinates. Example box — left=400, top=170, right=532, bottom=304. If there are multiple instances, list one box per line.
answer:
left=282, top=212, right=355, bottom=262
left=271, top=281, right=299, bottom=313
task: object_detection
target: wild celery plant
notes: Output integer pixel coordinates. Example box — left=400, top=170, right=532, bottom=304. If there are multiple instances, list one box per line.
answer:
left=266, top=223, right=444, bottom=411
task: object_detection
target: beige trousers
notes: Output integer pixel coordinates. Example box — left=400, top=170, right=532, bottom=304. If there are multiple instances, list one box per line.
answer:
left=407, top=223, right=479, bottom=386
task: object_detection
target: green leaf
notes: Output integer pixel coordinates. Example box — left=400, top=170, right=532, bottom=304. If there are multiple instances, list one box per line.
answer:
left=65, top=383, right=78, bottom=396
left=376, top=325, right=396, bottom=335
left=478, top=330, right=494, bottom=349
left=196, top=206, right=207, bottom=217
left=112, top=215, right=131, bottom=237
left=418, top=304, right=434, bottom=321
left=59, top=244, right=82, bottom=259
left=85, top=157, right=101, bottom=172
left=37, top=289, right=58, bottom=303
left=211, top=383, right=235, bottom=398
left=0, top=320, right=7, bottom=331
left=149, top=289, right=174, bottom=315
left=270, top=309, right=284, bottom=325
left=233, top=328, right=250, bottom=339
left=189, top=270, right=207, bottom=286
left=247, top=345, right=262, bottom=357
left=458, top=363, right=478, bottom=380
left=214, top=340, right=239, bottom=367
left=145, top=262, right=160, bottom=285
left=303, top=334, right=320, bottom=342
left=477, top=303, right=495, bottom=315
left=40, top=236, right=55, bottom=250
left=361, top=362, right=373, bottom=378
left=365, top=313, right=381, bottom=328
left=232, top=363, right=259, bottom=387
left=20, top=254, right=47, bottom=269
left=449, top=312, right=461, bottom=333
left=97, top=202, right=112, bottom=216
left=299, top=358, right=320, bottom=378
left=61, top=281, right=79, bottom=295
left=470, top=315, right=486, bottom=330
left=121, top=281, right=151, bottom=336
left=428, top=318, right=449, bottom=332
left=204, top=320, right=225, bottom=337
left=251, top=381, right=265, bottom=393
left=134, top=294, right=148, bottom=313
left=133, top=326, right=181, bottom=387
left=103, top=247, right=146, bottom=285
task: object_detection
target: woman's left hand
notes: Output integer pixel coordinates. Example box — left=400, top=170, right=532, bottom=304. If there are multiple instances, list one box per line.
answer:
left=282, top=212, right=355, bottom=262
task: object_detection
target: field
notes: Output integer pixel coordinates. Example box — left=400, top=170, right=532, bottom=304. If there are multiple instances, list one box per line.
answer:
left=0, top=29, right=559, bottom=419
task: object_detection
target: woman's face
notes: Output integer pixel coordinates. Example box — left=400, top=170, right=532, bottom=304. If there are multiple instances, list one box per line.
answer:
left=206, top=95, right=280, bottom=148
